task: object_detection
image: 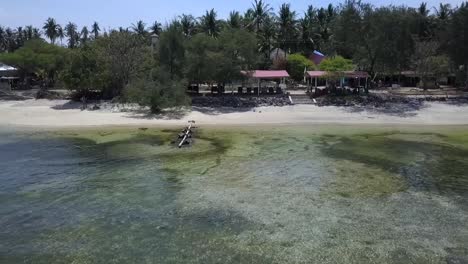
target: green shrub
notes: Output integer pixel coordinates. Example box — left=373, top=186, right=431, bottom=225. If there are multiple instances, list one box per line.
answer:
left=319, top=56, right=355, bottom=72
left=124, top=74, right=189, bottom=114
left=286, top=53, right=316, bottom=81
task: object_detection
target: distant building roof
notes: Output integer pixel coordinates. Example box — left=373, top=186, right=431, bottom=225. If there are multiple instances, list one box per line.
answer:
left=344, top=71, right=370, bottom=78
left=241, top=70, right=290, bottom=79
left=310, top=51, right=326, bottom=65
left=306, top=70, right=370, bottom=78
left=306, top=71, right=327, bottom=77
left=401, top=71, right=418, bottom=77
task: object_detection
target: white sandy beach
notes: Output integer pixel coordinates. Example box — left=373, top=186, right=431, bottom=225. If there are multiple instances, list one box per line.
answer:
left=1, top=99, right=468, bottom=128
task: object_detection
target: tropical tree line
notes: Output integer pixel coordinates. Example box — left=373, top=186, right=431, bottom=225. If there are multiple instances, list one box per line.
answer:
left=0, top=25, right=41, bottom=52
left=1, top=0, right=468, bottom=110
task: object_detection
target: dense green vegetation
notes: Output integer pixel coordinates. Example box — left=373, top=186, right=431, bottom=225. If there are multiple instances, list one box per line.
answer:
left=1, top=0, right=468, bottom=110
left=286, top=53, right=316, bottom=81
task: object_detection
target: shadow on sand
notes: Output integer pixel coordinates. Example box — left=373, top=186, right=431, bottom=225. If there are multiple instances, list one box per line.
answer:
left=49, top=100, right=255, bottom=120
left=124, top=108, right=189, bottom=120
left=191, top=106, right=253, bottom=115
left=51, top=101, right=83, bottom=110
left=125, top=107, right=254, bottom=120
left=345, top=104, right=424, bottom=117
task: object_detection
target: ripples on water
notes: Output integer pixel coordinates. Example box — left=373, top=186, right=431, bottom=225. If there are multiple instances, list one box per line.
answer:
left=1, top=126, right=468, bottom=263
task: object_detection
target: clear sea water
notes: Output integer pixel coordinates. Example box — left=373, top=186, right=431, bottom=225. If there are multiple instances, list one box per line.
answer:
left=1, top=125, right=468, bottom=263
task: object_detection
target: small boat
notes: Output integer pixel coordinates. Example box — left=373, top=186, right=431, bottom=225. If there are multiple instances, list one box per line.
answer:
left=178, top=121, right=196, bottom=148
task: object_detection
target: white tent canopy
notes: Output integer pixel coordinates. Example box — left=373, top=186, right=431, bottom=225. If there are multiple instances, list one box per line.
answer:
left=0, top=63, right=17, bottom=71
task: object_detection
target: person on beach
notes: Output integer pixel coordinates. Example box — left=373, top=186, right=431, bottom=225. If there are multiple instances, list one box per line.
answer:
left=81, top=95, right=87, bottom=111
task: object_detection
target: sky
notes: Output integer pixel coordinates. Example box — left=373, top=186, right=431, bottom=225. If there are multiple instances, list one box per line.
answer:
left=0, top=0, right=464, bottom=30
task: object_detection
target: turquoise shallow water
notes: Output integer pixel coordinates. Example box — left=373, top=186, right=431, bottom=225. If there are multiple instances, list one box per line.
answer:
left=1, top=125, right=468, bottom=263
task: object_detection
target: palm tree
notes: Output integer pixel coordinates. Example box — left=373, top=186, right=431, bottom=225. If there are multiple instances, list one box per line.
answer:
left=258, top=15, right=277, bottom=56
left=81, top=26, right=89, bottom=45
left=23, top=26, right=41, bottom=41
left=0, top=26, right=6, bottom=52
left=43, top=17, right=59, bottom=44
left=314, top=5, right=335, bottom=51
left=180, top=14, right=196, bottom=37
left=33, top=28, right=41, bottom=39
left=64, top=22, right=78, bottom=48
left=418, top=2, right=430, bottom=17
left=433, top=3, right=452, bottom=47
left=150, top=21, right=162, bottom=35
left=417, top=2, right=432, bottom=38
left=24, top=25, right=33, bottom=40
left=91, top=22, right=100, bottom=39
left=118, top=27, right=129, bottom=33
left=57, top=25, right=64, bottom=45
left=300, top=5, right=317, bottom=53
left=15, top=27, right=25, bottom=47
left=250, top=0, right=273, bottom=32
left=326, top=3, right=335, bottom=24
left=5, top=27, right=15, bottom=52
left=200, top=9, right=219, bottom=37
left=131, top=20, right=147, bottom=36
left=277, top=3, right=298, bottom=53
left=228, top=11, right=242, bottom=28
left=434, top=3, right=451, bottom=20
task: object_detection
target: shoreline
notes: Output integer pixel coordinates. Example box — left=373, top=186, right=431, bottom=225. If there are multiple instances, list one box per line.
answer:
left=1, top=99, right=468, bottom=130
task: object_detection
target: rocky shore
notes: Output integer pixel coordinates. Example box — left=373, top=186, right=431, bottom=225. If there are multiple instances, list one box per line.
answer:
left=191, top=95, right=292, bottom=108
left=315, top=94, right=468, bottom=116
left=0, top=89, right=67, bottom=101
left=317, top=93, right=422, bottom=108
left=0, top=90, right=29, bottom=101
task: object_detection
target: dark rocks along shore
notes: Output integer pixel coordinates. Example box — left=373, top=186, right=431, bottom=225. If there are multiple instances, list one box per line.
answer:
left=191, top=95, right=292, bottom=108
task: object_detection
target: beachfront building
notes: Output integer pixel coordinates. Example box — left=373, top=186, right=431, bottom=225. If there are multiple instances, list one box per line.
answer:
left=0, top=63, right=18, bottom=77
left=344, top=71, right=371, bottom=90
left=240, top=70, right=290, bottom=95
left=186, top=70, right=292, bottom=96
left=395, top=71, right=455, bottom=88
left=369, top=71, right=457, bottom=89
left=306, top=70, right=370, bottom=96
left=0, top=63, right=19, bottom=90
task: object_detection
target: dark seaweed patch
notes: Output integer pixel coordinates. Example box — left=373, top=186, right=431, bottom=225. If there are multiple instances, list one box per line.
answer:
left=319, top=133, right=468, bottom=196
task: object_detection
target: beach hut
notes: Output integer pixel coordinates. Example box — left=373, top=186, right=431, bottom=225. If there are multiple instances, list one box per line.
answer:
left=0, top=63, right=19, bottom=90
left=0, top=63, right=18, bottom=77
left=241, top=70, right=290, bottom=95
left=306, top=70, right=370, bottom=96
left=307, top=71, right=370, bottom=89
left=343, top=71, right=370, bottom=92
left=306, top=71, right=328, bottom=90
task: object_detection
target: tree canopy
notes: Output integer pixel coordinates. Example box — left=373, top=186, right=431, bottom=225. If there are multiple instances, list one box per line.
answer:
left=1, top=0, right=468, bottom=109
left=0, top=39, right=66, bottom=84
left=286, top=53, right=315, bottom=81
left=319, top=56, right=354, bottom=72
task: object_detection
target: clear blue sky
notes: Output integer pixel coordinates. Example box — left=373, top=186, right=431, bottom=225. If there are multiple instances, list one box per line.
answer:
left=0, top=0, right=465, bottom=30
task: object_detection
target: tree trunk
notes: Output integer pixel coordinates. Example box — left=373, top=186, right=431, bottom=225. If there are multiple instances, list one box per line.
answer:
left=465, top=63, right=468, bottom=90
